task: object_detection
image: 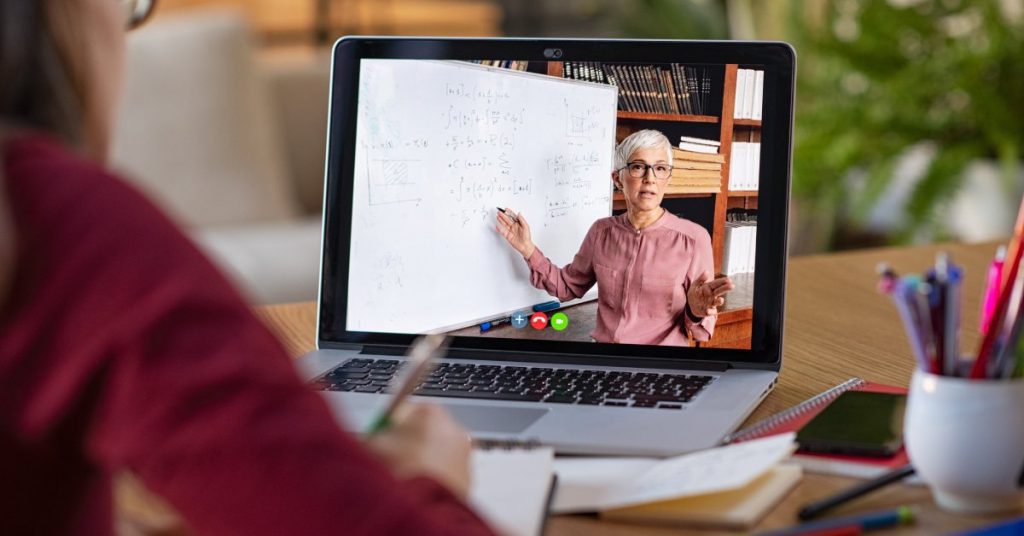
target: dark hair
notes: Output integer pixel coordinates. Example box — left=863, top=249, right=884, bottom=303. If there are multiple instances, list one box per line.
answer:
left=0, top=0, right=86, bottom=144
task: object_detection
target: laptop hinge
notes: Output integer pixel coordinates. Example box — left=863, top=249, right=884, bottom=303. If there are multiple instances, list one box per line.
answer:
left=359, top=345, right=408, bottom=356
left=357, top=344, right=731, bottom=372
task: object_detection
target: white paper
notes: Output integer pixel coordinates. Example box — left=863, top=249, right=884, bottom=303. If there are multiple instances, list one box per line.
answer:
left=552, top=457, right=659, bottom=513
left=471, top=447, right=555, bottom=536
left=552, top=433, right=795, bottom=513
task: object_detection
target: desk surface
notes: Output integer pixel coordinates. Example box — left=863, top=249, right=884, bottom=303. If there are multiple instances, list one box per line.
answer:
left=252, top=241, right=1017, bottom=535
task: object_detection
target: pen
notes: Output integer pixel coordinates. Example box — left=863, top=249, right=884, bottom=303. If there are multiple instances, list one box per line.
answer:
left=365, top=334, right=448, bottom=434
left=480, top=316, right=512, bottom=332
left=935, top=253, right=961, bottom=376
left=884, top=279, right=930, bottom=372
left=991, top=266, right=1024, bottom=378
left=875, top=263, right=897, bottom=294
left=905, top=277, right=938, bottom=374
left=980, top=245, right=1006, bottom=335
left=798, top=465, right=915, bottom=521
left=532, top=300, right=561, bottom=312
left=758, top=506, right=915, bottom=536
left=497, top=206, right=518, bottom=223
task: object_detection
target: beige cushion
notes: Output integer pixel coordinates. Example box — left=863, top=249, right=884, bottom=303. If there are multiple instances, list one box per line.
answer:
left=192, top=218, right=322, bottom=304
left=111, top=9, right=300, bottom=227
left=262, top=50, right=331, bottom=215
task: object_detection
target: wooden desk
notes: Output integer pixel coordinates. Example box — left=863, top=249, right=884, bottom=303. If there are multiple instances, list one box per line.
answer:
left=252, top=241, right=1018, bottom=535
left=121, top=241, right=1016, bottom=535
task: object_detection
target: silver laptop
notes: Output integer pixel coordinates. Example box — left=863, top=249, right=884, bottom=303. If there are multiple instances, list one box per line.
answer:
left=299, top=38, right=795, bottom=456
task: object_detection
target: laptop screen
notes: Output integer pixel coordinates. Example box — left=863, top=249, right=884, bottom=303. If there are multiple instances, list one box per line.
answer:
left=322, top=41, right=793, bottom=365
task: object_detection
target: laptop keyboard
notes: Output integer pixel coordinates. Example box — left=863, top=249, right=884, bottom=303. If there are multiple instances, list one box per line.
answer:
left=312, top=358, right=714, bottom=409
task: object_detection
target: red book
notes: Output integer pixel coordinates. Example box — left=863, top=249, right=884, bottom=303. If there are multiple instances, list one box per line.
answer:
left=725, top=379, right=909, bottom=479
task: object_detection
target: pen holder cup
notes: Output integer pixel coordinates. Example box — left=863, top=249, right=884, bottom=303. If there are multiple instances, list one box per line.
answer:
left=905, top=369, right=1024, bottom=515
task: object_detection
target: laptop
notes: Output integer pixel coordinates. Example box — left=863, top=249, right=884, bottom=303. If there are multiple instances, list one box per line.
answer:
left=298, top=37, right=795, bottom=456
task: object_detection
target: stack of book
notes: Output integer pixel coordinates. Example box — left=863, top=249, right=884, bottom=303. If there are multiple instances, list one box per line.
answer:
left=669, top=138, right=723, bottom=194
left=729, top=130, right=761, bottom=191
left=561, top=62, right=712, bottom=116
left=733, top=69, right=764, bottom=120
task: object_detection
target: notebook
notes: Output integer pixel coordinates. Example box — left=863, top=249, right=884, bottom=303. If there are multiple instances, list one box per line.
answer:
left=470, top=443, right=556, bottom=536
left=723, top=378, right=910, bottom=479
left=600, top=464, right=802, bottom=529
left=551, top=434, right=798, bottom=529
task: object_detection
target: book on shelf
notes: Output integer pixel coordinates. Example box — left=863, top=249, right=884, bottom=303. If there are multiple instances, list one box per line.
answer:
left=471, top=60, right=529, bottom=71
left=562, top=63, right=712, bottom=115
left=673, top=147, right=725, bottom=163
left=733, top=68, right=765, bottom=120
left=678, top=141, right=718, bottom=154
left=728, top=129, right=761, bottom=191
left=665, top=185, right=721, bottom=195
left=671, top=169, right=721, bottom=180
left=679, top=135, right=720, bottom=147
left=752, top=70, right=764, bottom=120
left=675, top=161, right=722, bottom=171
left=722, top=210, right=757, bottom=276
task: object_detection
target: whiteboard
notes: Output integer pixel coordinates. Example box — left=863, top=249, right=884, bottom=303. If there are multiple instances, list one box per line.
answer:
left=347, top=60, right=617, bottom=334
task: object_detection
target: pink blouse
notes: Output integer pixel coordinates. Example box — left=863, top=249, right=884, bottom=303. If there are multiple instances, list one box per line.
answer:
left=526, top=211, right=716, bottom=345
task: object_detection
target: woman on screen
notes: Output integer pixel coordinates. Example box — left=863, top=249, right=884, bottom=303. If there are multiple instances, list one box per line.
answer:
left=496, top=129, right=733, bottom=346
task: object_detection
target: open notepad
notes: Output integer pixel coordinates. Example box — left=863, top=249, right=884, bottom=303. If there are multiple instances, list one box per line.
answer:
left=551, top=434, right=799, bottom=529
left=470, top=446, right=556, bottom=536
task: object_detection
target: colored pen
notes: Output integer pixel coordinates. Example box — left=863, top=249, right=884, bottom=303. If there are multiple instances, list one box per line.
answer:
left=981, top=245, right=1007, bottom=335
left=934, top=253, right=962, bottom=376
left=480, top=316, right=512, bottom=332
left=883, top=279, right=930, bottom=372
left=990, top=266, right=1024, bottom=378
left=365, top=334, right=448, bottom=434
left=906, top=276, right=939, bottom=374
left=875, top=263, right=897, bottom=294
left=532, top=300, right=561, bottom=312
left=496, top=206, right=518, bottom=223
left=798, top=465, right=915, bottom=521
left=758, top=506, right=915, bottom=536
left=973, top=196, right=1024, bottom=378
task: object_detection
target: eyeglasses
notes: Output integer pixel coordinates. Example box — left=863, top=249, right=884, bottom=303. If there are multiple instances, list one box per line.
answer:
left=121, top=0, right=156, bottom=30
left=618, top=161, right=673, bottom=181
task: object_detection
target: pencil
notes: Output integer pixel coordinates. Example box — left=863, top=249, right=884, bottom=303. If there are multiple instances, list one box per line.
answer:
left=365, top=334, right=448, bottom=434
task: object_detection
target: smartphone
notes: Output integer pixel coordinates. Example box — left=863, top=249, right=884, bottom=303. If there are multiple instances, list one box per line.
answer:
left=796, top=391, right=906, bottom=458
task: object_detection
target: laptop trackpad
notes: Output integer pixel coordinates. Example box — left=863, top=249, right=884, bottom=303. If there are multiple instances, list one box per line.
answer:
left=442, top=404, right=548, bottom=434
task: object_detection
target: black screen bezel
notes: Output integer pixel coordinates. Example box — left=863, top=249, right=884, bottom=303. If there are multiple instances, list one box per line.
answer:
left=318, top=37, right=794, bottom=371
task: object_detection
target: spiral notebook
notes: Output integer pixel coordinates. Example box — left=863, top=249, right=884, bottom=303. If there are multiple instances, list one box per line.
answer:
left=723, top=378, right=909, bottom=479
left=470, top=441, right=556, bottom=536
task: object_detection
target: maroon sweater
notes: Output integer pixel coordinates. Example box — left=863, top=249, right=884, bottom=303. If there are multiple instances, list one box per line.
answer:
left=0, top=136, right=495, bottom=535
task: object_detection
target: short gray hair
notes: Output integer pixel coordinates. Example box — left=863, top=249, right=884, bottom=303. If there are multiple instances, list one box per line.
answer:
left=613, top=129, right=673, bottom=171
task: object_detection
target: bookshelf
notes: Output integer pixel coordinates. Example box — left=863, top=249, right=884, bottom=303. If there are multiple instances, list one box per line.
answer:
left=547, top=61, right=759, bottom=349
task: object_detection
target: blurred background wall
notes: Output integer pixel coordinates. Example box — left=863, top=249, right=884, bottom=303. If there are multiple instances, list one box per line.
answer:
left=130, top=0, right=1023, bottom=303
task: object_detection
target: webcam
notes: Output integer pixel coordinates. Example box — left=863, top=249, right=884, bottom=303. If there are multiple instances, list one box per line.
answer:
left=543, top=48, right=563, bottom=59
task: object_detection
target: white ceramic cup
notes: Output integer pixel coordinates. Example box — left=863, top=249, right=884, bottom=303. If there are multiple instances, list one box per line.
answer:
left=905, top=369, right=1024, bottom=514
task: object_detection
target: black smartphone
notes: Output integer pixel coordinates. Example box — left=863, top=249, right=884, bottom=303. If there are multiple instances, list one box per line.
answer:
left=796, top=391, right=906, bottom=458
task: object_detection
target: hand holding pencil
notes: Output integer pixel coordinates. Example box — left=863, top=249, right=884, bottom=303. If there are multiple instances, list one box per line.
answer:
left=362, top=335, right=474, bottom=498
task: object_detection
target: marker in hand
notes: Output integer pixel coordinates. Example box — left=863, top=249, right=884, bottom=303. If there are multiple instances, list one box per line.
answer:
left=496, top=206, right=518, bottom=223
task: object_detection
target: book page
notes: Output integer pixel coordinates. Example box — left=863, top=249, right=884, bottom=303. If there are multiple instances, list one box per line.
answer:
left=553, top=433, right=795, bottom=512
